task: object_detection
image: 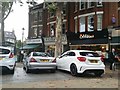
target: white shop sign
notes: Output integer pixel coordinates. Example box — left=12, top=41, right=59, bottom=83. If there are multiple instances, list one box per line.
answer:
left=26, top=39, right=42, bottom=44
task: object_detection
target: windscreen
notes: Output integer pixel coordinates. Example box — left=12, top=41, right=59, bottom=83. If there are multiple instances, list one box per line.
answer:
left=80, top=52, right=100, bottom=57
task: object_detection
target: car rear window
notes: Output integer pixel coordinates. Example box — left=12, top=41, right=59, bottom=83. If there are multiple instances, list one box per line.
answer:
left=0, top=48, right=10, bottom=54
left=80, top=52, right=100, bottom=57
left=33, top=52, right=51, bottom=57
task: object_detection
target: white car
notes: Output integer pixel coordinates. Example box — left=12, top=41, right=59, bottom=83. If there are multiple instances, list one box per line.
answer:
left=56, top=50, right=105, bottom=76
left=0, top=46, right=16, bottom=74
left=23, top=52, right=56, bottom=73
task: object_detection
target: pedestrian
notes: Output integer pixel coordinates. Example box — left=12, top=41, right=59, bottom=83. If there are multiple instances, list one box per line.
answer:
left=20, top=51, right=24, bottom=62
left=104, top=50, right=109, bottom=65
left=108, top=48, right=117, bottom=70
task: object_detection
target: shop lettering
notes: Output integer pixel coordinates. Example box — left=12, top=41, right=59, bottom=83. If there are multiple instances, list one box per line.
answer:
left=26, top=39, right=42, bottom=44
left=79, top=34, right=94, bottom=39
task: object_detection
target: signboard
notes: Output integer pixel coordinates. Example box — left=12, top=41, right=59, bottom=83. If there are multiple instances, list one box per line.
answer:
left=26, top=38, right=42, bottom=44
left=67, top=30, right=108, bottom=41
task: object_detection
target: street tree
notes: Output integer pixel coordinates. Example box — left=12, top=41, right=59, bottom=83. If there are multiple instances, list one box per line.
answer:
left=45, top=2, right=63, bottom=57
left=0, top=1, right=13, bottom=45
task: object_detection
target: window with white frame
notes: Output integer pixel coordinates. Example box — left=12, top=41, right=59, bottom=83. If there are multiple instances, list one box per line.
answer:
left=79, top=1, right=85, bottom=10
left=34, top=12, right=38, bottom=21
left=62, top=23, right=66, bottom=34
left=75, top=2, right=78, bottom=12
left=50, top=24, right=55, bottom=36
left=63, top=2, right=67, bottom=15
left=39, top=11, right=42, bottom=21
left=38, top=26, right=42, bottom=37
left=80, top=17, right=85, bottom=32
left=75, top=18, right=78, bottom=33
left=88, top=15, right=94, bottom=32
left=97, top=14, right=102, bottom=31
left=97, top=0, right=103, bottom=7
left=50, top=12, right=55, bottom=17
left=88, top=0, right=94, bottom=8
left=33, top=27, right=38, bottom=37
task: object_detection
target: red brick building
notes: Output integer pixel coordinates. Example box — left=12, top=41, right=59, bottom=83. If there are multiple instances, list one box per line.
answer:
left=27, top=2, right=120, bottom=55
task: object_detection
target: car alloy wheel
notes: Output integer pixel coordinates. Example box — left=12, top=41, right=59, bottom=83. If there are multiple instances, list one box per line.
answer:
left=25, top=66, right=30, bottom=73
left=70, top=64, right=78, bottom=76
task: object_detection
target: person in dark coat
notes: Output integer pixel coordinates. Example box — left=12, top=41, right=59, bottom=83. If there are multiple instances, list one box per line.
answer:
left=108, top=48, right=117, bottom=70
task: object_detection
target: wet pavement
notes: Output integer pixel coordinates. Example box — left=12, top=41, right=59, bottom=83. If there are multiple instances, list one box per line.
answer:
left=0, top=62, right=119, bottom=88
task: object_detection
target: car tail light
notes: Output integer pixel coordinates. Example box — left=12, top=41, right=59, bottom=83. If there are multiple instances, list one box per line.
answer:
left=30, top=58, right=37, bottom=62
left=52, top=58, right=56, bottom=63
left=9, top=53, right=14, bottom=58
left=77, top=57, right=86, bottom=62
left=100, top=55, right=104, bottom=62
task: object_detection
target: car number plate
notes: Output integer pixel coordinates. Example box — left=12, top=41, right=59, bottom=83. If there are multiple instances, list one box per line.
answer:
left=90, top=60, right=98, bottom=63
left=41, top=60, right=49, bottom=62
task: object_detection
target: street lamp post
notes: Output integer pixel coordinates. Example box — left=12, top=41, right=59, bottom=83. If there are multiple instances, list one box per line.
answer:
left=22, top=28, right=25, bottom=50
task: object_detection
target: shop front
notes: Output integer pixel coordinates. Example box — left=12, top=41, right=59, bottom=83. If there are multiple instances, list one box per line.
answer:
left=21, top=38, right=44, bottom=54
left=44, top=34, right=67, bottom=57
left=66, top=30, right=108, bottom=51
left=110, top=28, right=120, bottom=52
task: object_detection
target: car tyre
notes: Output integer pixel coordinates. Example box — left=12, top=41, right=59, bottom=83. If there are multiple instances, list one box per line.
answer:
left=50, top=69, right=56, bottom=73
left=94, top=72, right=103, bottom=77
left=25, top=66, right=30, bottom=73
left=10, top=69, right=15, bottom=74
left=23, top=66, right=26, bottom=70
left=70, top=64, right=78, bottom=76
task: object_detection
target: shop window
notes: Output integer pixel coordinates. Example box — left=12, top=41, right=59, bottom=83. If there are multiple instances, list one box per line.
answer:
left=87, top=0, right=95, bottom=8
left=97, top=14, right=102, bottom=31
left=80, top=17, right=85, bottom=32
left=88, top=15, right=94, bottom=32
left=75, top=18, right=78, bottom=33
left=79, top=1, right=85, bottom=10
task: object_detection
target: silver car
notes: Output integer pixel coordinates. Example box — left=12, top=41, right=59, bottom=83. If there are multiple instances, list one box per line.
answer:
left=23, top=52, right=56, bottom=73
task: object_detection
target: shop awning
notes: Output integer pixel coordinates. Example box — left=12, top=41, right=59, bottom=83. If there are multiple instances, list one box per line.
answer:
left=20, top=44, right=39, bottom=50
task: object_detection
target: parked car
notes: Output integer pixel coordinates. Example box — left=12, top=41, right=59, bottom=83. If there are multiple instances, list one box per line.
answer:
left=56, top=50, right=105, bottom=76
left=23, top=52, right=56, bottom=73
left=0, top=46, right=16, bottom=74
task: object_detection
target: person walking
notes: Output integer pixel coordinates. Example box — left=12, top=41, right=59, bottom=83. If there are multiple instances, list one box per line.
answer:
left=108, top=48, right=117, bottom=70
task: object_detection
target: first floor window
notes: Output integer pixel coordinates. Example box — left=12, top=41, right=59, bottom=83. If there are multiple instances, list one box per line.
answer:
left=62, top=23, right=66, bottom=34
left=80, top=17, right=85, bottom=32
left=38, top=26, right=42, bottom=36
left=33, top=27, right=38, bottom=37
left=97, top=14, right=102, bottom=31
left=88, top=15, right=94, bottom=32
left=79, top=1, right=85, bottom=10
left=50, top=24, right=55, bottom=36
